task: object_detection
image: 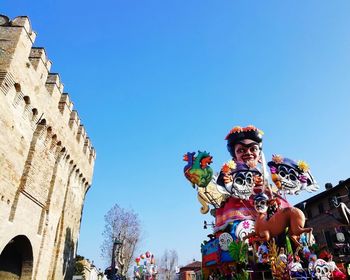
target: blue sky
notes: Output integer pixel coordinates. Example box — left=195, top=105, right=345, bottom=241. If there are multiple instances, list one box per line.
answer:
left=3, top=0, right=350, bottom=270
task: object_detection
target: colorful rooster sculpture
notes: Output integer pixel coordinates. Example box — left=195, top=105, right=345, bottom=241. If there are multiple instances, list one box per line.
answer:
left=183, top=151, right=213, bottom=188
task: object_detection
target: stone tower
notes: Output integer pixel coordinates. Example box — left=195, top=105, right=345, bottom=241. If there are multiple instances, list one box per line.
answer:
left=0, top=15, right=96, bottom=280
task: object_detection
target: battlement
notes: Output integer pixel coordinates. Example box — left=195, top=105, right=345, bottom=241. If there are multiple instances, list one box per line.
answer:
left=29, top=47, right=52, bottom=73
left=0, top=15, right=96, bottom=184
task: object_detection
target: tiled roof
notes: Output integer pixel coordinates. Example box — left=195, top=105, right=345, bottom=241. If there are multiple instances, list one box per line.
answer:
left=180, top=261, right=202, bottom=270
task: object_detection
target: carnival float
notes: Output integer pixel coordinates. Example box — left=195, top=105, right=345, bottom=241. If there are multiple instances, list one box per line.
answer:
left=183, top=125, right=348, bottom=280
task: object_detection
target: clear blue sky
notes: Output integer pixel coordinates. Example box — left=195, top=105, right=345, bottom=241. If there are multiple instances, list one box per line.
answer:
left=3, top=0, right=350, bottom=271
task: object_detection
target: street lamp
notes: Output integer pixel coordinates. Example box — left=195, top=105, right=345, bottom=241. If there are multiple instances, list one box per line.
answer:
left=110, top=236, right=123, bottom=280
left=203, top=220, right=215, bottom=229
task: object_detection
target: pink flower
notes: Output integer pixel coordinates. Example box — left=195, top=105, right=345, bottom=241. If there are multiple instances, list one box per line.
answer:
left=243, top=221, right=250, bottom=229
left=299, top=175, right=308, bottom=183
left=270, top=166, right=277, bottom=174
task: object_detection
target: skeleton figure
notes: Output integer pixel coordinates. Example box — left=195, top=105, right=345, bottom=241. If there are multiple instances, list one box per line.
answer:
left=326, top=195, right=350, bottom=225
left=217, top=163, right=262, bottom=200
left=235, top=220, right=255, bottom=242
left=314, top=259, right=332, bottom=280
left=268, top=155, right=319, bottom=195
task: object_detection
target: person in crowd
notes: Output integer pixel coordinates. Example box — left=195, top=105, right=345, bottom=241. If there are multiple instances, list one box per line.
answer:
left=289, top=254, right=307, bottom=280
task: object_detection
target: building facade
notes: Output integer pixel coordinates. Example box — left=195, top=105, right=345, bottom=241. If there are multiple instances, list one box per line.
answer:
left=179, top=261, right=202, bottom=280
left=295, top=178, right=350, bottom=261
left=0, top=15, right=96, bottom=279
left=73, top=258, right=104, bottom=280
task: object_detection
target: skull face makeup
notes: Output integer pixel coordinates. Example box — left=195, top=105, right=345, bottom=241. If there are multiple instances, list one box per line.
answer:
left=231, top=171, right=255, bottom=200
left=314, top=259, right=331, bottom=280
left=268, top=156, right=319, bottom=195
left=276, top=165, right=302, bottom=194
left=253, top=193, right=269, bottom=213
left=219, top=163, right=262, bottom=200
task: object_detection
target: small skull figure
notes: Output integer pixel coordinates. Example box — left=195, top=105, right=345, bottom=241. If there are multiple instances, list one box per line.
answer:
left=268, top=155, right=319, bottom=195
left=253, top=193, right=269, bottom=213
left=218, top=232, right=233, bottom=251
left=235, top=220, right=255, bottom=242
left=218, top=163, right=262, bottom=200
left=314, top=259, right=331, bottom=280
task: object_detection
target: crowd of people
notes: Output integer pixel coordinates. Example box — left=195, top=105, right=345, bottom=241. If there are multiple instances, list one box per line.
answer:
left=255, top=240, right=348, bottom=279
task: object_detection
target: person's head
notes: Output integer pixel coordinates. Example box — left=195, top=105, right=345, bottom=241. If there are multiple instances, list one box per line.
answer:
left=253, top=193, right=269, bottom=213
left=320, top=251, right=332, bottom=261
left=225, top=126, right=263, bottom=166
left=309, top=254, right=317, bottom=262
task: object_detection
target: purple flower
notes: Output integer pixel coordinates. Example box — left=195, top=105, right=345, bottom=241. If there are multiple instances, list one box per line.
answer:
left=299, top=175, right=308, bottom=183
left=270, top=166, right=277, bottom=174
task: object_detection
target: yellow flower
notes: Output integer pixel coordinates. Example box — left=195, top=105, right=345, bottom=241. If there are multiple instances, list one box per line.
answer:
left=227, top=160, right=236, bottom=169
left=221, top=160, right=236, bottom=173
left=297, top=160, right=309, bottom=172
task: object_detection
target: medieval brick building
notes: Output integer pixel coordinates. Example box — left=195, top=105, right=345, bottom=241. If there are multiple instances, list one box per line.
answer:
left=295, top=178, right=350, bottom=262
left=0, top=15, right=96, bottom=279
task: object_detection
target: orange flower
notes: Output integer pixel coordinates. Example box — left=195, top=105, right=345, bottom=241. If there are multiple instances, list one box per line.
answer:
left=271, top=173, right=279, bottom=182
left=221, top=163, right=230, bottom=173
left=272, top=154, right=284, bottom=164
left=231, top=126, right=242, bottom=133
left=225, top=126, right=242, bottom=139
left=275, top=181, right=282, bottom=189
left=243, top=125, right=256, bottom=132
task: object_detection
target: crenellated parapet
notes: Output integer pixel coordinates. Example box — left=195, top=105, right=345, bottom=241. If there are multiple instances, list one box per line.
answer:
left=0, top=15, right=96, bottom=186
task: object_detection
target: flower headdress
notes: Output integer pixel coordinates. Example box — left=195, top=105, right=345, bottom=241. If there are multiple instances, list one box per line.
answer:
left=225, top=125, right=264, bottom=158
left=225, top=125, right=264, bottom=141
left=268, top=155, right=318, bottom=194
left=269, top=155, right=310, bottom=174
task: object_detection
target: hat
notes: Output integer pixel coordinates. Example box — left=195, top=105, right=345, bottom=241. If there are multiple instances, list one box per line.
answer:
left=253, top=192, right=269, bottom=202
left=268, top=155, right=309, bottom=174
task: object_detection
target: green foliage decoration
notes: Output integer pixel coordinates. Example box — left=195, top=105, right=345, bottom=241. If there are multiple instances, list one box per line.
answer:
left=228, top=240, right=249, bottom=280
left=232, top=270, right=249, bottom=280
left=228, top=240, right=248, bottom=264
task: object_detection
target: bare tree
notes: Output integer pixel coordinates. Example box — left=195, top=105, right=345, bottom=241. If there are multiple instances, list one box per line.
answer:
left=101, top=204, right=142, bottom=277
left=159, top=249, right=178, bottom=280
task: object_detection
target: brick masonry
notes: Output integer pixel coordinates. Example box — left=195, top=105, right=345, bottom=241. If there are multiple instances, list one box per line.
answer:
left=0, top=15, right=96, bottom=279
